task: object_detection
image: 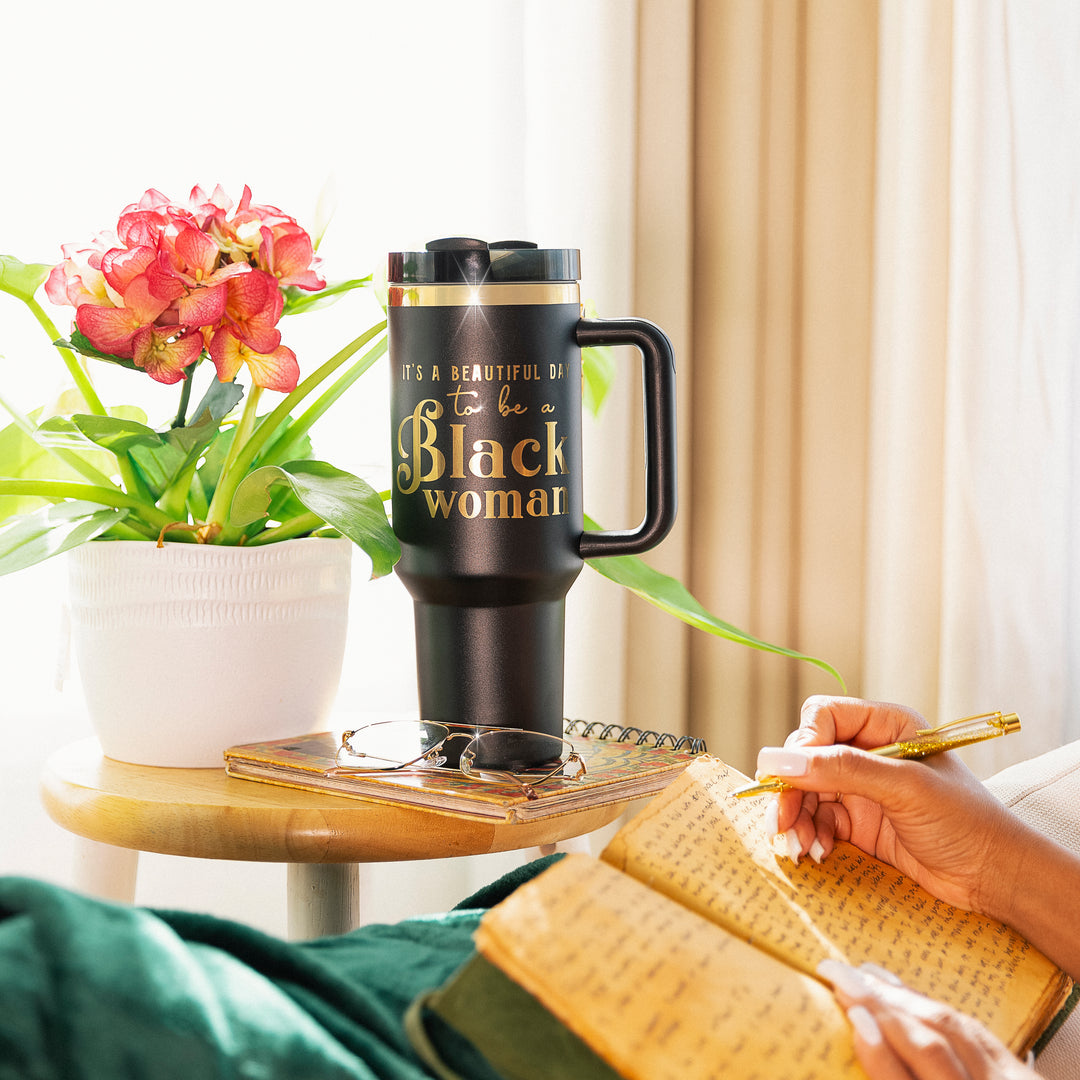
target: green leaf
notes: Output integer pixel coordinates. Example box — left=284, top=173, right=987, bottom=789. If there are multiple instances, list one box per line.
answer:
left=582, top=342, right=616, bottom=418
left=583, top=515, right=846, bottom=689
left=163, top=380, right=242, bottom=460
left=56, top=330, right=141, bottom=372
left=0, top=501, right=127, bottom=576
left=186, top=377, right=245, bottom=433
left=230, top=460, right=401, bottom=578
left=281, top=276, right=373, bottom=316
left=0, top=255, right=52, bottom=303
left=37, top=414, right=164, bottom=455
left=581, top=301, right=616, bottom=418
left=129, top=382, right=243, bottom=502
left=0, top=406, right=146, bottom=521
left=0, top=419, right=55, bottom=521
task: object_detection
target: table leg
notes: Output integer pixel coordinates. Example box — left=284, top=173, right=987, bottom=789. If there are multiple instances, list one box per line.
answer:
left=287, top=863, right=360, bottom=940
left=72, top=837, right=139, bottom=904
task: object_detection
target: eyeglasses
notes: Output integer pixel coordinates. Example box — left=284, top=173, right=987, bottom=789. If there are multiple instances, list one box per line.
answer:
left=331, top=720, right=587, bottom=800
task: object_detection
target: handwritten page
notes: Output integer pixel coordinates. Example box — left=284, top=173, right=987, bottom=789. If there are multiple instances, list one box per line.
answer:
left=600, top=758, right=1069, bottom=1052
left=475, top=853, right=865, bottom=1080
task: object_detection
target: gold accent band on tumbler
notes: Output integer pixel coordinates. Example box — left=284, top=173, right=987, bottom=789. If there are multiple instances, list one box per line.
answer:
left=388, top=282, right=581, bottom=308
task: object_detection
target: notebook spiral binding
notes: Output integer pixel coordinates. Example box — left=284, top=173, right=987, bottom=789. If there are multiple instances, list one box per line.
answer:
left=564, top=719, right=708, bottom=756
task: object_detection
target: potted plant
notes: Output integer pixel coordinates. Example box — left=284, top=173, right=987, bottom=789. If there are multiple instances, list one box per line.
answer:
left=2, top=185, right=397, bottom=765
left=0, top=184, right=842, bottom=766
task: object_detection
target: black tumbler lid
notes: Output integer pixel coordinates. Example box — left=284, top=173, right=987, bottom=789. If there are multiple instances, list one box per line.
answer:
left=388, top=237, right=580, bottom=285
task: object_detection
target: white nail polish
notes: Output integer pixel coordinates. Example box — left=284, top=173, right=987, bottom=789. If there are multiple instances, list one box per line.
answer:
left=809, top=838, right=826, bottom=864
left=757, top=748, right=811, bottom=777
left=817, top=959, right=873, bottom=997
left=847, top=1005, right=883, bottom=1047
left=859, top=963, right=904, bottom=987
left=763, top=800, right=779, bottom=837
left=785, top=829, right=802, bottom=863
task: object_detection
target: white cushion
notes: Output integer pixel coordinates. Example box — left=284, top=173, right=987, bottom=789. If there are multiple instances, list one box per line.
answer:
left=984, top=742, right=1080, bottom=1078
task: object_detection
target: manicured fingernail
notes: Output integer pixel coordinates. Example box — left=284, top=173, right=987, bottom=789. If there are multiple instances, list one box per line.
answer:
left=859, top=963, right=904, bottom=987
left=785, top=828, right=802, bottom=863
left=762, top=799, right=779, bottom=837
left=817, top=959, right=873, bottom=997
left=847, top=1005, right=883, bottom=1046
left=757, top=748, right=810, bottom=777
left=809, top=838, right=826, bottom=864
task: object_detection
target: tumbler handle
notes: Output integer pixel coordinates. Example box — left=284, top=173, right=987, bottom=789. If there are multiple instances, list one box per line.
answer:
left=576, top=318, right=677, bottom=559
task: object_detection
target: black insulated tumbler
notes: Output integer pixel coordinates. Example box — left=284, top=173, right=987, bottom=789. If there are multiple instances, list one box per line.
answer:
left=388, top=237, right=677, bottom=741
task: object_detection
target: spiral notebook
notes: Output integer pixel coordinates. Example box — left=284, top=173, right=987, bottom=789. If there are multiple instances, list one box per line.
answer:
left=223, top=721, right=708, bottom=823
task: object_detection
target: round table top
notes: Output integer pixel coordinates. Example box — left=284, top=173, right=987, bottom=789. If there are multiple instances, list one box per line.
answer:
left=41, top=739, right=629, bottom=864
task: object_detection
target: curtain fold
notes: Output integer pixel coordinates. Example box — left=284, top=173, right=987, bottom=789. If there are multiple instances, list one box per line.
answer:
left=663, top=0, right=878, bottom=773
left=862, top=0, right=951, bottom=719
left=623, top=0, right=695, bottom=738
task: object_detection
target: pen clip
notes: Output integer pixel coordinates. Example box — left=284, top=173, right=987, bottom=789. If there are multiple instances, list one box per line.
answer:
left=920, top=710, right=1015, bottom=737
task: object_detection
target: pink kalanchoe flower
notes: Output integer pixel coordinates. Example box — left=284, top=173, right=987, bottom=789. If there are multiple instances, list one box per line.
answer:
left=131, top=325, right=203, bottom=385
left=211, top=185, right=302, bottom=263
left=48, top=185, right=322, bottom=389
left=234, top=185, right=293, bottom=230
left=219, top=269, right=284, bottom=354
left=116, top=192, right=197, bottom=250
left=76, top=246, right=172, bottom=357
left=153, top=221, right=250, bottom=326
left=209, top=330, right=299, bottom=392
left=258, top=223, right=325, bottom=291
left=76, top=292, right=167, bottom=358
left=99, top=245, right=159, bottom=296
left=186, top=184, right=233, bottom=231
left=44, top=238, right=113, bottom=309
left=124, top=188, right=173, bottom=212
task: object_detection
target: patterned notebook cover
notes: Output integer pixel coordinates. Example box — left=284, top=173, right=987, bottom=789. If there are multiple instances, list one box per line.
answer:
left=224, top=723, right=707, bottom=823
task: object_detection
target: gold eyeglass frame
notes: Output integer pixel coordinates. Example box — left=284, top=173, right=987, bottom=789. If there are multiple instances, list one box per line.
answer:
left=330, top=721, right=586, bottom=801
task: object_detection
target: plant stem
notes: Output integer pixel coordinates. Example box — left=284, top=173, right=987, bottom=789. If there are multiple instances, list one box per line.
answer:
left=282, top=275, right=373, bottom=315
left=105, top=519, right=158, bottom=541
left=0, top=478, right=177, bottom=533
left=23, top=294, right=149, bottom=499
left=242, top=511, right=324, bottom=546
left=204, top=384, right=262, bottom=529
left=172, top=367, right=196, bottom=429
left=25, top=297, right=107, bottom=415
left=209, top=320, right=386, bottom=535
left=160, top=457, right=201, bottom=523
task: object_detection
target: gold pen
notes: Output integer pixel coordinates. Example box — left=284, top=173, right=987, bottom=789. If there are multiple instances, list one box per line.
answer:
left=731, top=711, right=1021, bottom=799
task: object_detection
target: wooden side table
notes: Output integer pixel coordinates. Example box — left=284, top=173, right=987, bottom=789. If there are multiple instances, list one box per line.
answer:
left=40, top=738, right=628, bottom=939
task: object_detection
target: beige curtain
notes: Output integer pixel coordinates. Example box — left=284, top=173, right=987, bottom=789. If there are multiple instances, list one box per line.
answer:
left=631, top=0, right=1080, bottom=777
left=862, top=0, right=951, bottom=723
left=630, top=0, right=879, bottom=774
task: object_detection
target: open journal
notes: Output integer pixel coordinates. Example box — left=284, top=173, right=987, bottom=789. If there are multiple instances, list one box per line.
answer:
left=473, top=757, right=1072, bottom=1080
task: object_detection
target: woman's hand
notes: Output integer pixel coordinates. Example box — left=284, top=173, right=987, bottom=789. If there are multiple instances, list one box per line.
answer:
left=757, top=695, right=1025, bottom=913
left=819, top=961, right=1039, bottom=1080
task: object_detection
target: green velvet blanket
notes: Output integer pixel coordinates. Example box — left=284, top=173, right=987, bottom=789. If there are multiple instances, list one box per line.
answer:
left=0, top=857, right=558, bottom=1080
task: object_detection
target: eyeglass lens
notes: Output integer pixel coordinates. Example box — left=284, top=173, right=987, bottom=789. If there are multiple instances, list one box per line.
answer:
left=341, top=720, right=452, bottom=767
left=467, top=730, right=569, bottom=772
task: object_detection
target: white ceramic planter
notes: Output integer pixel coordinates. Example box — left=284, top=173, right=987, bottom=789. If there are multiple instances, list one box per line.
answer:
left=67, top=537, right=352, bottom=767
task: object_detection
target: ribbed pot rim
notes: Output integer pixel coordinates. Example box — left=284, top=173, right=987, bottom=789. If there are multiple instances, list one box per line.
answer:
left=68, top=535, right=352, bottom=571
left=66, top=536, right=354, bottom=621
